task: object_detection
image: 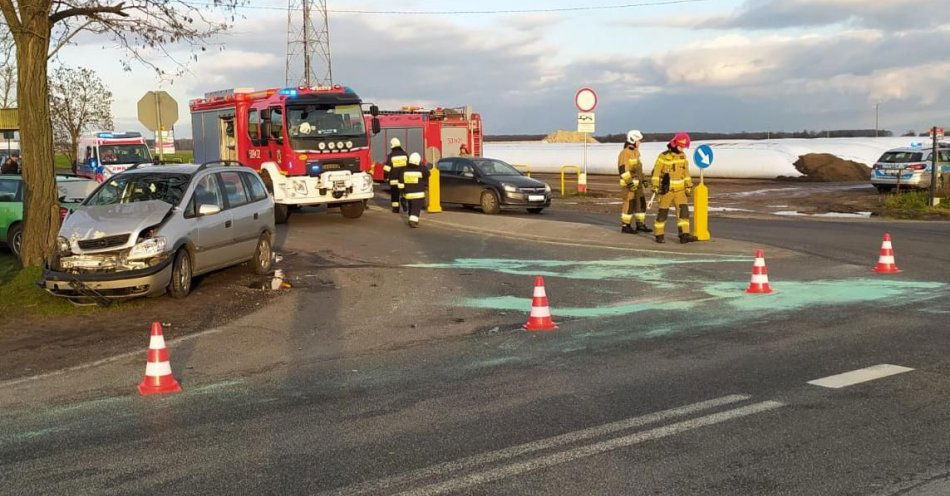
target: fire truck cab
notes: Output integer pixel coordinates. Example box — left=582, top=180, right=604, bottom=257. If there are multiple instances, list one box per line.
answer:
left=367, top=106, right=482, bottom=181
left=190, top=86, right=378, bottom=223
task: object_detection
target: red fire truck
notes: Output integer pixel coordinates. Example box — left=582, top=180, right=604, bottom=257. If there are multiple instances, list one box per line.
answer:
left=190, top=86, right=379, bottom=223
left=365, top=106, right=483, bottom=182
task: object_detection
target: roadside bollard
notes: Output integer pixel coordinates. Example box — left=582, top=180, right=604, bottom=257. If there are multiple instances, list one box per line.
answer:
left=693, top=182, right=710, bottom=241
left=427, top=166, right=442, bottom=213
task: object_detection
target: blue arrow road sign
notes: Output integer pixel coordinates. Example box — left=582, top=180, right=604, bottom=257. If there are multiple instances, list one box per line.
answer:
left=694, top=144, right=714, bottom=169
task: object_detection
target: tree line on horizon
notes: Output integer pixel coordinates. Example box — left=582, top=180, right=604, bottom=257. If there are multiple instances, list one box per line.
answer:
left=486, top=129, right=898, bottom=142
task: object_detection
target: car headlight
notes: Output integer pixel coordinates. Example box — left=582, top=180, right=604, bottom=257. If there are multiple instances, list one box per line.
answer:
left=362, top=174, right=373, bottom=190
left=544, top=183, right=551, bottom=193
left=128, top=236, right=167, bottom=260
left=57, top=236, right=72, bottom=255
left=502, top=184, right=518, bottom=193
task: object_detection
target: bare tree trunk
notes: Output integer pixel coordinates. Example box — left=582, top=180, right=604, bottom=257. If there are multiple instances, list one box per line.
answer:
left=15, top=4, right=58, bottom=267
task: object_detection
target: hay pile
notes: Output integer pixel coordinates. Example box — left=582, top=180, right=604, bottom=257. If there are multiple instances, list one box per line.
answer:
left=542, top=130, right=599, bottom=144
left=794, top=153, right=871, bottom=182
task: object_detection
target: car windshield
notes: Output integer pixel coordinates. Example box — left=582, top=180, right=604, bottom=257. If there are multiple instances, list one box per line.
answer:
left=878, top=151, right=923, bottom=164
left=286, top=103, right=365, bottom=147
left=473, top=159, right=522, bottom=176
left=98, top=144, right=151, bottom=165
left=85, top=173, right=189, bottom=207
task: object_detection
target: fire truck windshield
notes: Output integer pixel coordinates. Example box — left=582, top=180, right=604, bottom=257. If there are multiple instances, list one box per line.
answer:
left=287, top=104, right=365, bottom=148
left=98, top=144, right=151, bottom=165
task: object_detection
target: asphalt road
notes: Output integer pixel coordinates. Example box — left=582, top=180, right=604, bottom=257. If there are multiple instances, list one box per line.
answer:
left=2, top=200, right=949, bottom=495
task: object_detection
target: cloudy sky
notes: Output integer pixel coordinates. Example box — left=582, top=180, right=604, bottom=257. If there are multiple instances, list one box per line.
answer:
left=55, top=0, right=950, bottom=138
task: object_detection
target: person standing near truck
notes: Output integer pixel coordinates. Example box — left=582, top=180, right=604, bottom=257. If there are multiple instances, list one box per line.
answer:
left=618, top=129, right=651, bottom=234
left=398, top=152, right=430, bottom=228
left=651, top=133, right=698, bottom=244
left=384, top=138, right=410, bottom=213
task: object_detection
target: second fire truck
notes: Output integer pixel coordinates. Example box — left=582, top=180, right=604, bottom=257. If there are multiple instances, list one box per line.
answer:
left=190, top=85, right=379, bottom=223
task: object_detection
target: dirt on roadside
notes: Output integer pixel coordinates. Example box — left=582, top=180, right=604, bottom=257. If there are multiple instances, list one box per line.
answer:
left=0, top=261, right=285, bottom=381
left=794, top=153, right=871, bottom=182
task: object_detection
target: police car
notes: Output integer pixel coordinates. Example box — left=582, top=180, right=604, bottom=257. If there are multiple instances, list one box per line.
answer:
left=870, top=142, right=950, bottom=193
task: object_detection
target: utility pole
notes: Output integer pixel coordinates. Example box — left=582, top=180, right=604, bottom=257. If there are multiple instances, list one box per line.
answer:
left=286, top=0, right=333, bottom=87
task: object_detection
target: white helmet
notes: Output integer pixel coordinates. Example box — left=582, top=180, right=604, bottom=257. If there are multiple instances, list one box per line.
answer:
left=626, top=130, right=644, bottom=144
left=390, top=137, right=401, bottom=149
left=409, top=152, right=422, bottom=166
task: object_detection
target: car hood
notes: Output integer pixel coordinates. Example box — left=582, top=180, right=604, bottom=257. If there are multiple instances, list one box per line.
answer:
left=62, top=200, right=173, bottom=241
left=490, top=175, right=548, bottom=188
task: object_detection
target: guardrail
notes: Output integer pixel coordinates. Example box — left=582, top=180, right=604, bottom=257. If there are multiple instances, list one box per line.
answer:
left=560, top=165, right=580, bottom=196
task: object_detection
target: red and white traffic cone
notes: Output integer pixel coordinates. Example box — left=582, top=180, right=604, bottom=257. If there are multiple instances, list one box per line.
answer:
left=746, top=249, right=774, bottom=294
left=523, top=276, right=558, bottom=332
left=138, top=322, right=182, bottom=396
left=873, top=232, right=901, bottom=274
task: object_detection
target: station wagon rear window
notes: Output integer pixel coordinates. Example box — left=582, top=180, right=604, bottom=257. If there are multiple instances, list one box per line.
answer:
left=878, top=151, right=923, bottom=163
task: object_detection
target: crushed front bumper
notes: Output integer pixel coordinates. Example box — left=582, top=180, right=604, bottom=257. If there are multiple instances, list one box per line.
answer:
left=42, top=257, right=173, bottom=302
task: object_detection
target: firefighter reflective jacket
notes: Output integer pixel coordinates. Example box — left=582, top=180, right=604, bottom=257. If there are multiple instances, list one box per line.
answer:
left=385, top=147, right=409, bottom=184
left=617, top=146, right=643, bottom=188
left=651, top=150, right=693, bottom=193
left=398, top=163, right=430, bottom=200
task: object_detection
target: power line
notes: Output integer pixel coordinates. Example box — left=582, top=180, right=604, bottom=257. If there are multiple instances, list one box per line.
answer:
left=182, top=0, right=710, bottom=14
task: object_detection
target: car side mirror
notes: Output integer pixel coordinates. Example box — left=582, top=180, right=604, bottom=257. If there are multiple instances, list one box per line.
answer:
left=371, top=117, right=381, bottom=135
left=369, top=104, right=379, bottom=117
left=198, top=203, right=221, bottom=216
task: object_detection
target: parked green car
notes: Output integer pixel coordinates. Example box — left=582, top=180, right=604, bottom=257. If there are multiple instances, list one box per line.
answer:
left=0, top=174, right=98, bottom=259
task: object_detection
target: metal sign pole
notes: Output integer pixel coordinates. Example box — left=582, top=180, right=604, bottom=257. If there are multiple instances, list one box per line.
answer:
left=930, top=126, right=938, bottom=206
left=154, top=92, right=165, bottom=162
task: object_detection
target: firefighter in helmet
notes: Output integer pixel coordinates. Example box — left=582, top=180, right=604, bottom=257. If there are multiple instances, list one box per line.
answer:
left=398, top=152, right=430, bottom=228
left=618, top=129, right=651, bottom=234
left=384, top=137, right=410, bottom=213
left=651, top=133, right=698, bottom=244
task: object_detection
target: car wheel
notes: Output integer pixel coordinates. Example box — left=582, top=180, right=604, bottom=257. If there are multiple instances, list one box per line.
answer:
left=340, top=201, right=364, bottom=219
left=251, top=233, right=273, bottom=275
left=527, top=208, right=544, bottom=214
left=480, top=190, right=501, bottom=215
left=275, top=203, right=292, bottom=224
left=7, top=223, right=22, bottom=259
left=168, top=249, right=193, bottom=299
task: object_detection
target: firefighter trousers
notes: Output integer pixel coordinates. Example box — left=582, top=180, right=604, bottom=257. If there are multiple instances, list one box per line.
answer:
left=407, top=198, right=424, bottom=226
left=621, top=186, right=647, bottom=226
left=390, top=183, right=401, bottom=211
left=654, top=190, right=690, bottom=236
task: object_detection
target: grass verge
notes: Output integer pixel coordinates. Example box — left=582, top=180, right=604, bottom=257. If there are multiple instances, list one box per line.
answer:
left=881, top=191, right=950, bottom=219
left=0, top=260, right=140, bottom=318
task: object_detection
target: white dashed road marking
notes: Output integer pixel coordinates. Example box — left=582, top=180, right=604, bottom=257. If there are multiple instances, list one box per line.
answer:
left=807, top=364, right=914, bottom=389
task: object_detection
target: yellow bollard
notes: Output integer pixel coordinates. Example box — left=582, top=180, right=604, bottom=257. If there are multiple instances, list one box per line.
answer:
left=692, top=182, right=710, bottom=241
left=427, top=167, right=442, bottom=213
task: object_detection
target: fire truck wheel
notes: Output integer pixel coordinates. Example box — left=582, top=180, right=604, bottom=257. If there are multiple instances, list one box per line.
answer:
left=480, top=190, right=501, bottom=215
left=340, top=201, right=365, bottom=219
left=275, top=204, right=292, bottom=224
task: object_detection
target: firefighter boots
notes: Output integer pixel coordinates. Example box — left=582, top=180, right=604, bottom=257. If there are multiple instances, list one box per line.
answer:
left=679, top=233, right=698, bottom=244
left=655, top=234, right=665, bottom=244
left=636, top=222, right=652, bottom=233
left=621, top=224, right=637, bottom=234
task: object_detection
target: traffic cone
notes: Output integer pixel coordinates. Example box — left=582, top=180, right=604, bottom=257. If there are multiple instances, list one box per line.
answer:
left=745, top=249, right=774, bottom=294
left=873, top=232, right=901, bottom=274
left=523, top=276, right=558, bottom=332
left=138, top=322, right=182, bottom=396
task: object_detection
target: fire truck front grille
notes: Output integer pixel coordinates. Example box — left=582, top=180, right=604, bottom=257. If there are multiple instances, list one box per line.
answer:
left=78, top=234, right=131, bottom=250
left=319, top=159, right=360, bottom=174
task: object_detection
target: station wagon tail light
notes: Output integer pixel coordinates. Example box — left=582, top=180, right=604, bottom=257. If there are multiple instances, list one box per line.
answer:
left=907, top=163, right=927, bottom=170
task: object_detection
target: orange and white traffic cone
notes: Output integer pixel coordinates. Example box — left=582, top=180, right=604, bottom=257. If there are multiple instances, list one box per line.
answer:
left=138, top=322, right=182, bottom=396
left=745, top=249, right=774, bottom=294
left=523, top=276, right=558, bottom=332
left=873, top=232, right=901, bottom=274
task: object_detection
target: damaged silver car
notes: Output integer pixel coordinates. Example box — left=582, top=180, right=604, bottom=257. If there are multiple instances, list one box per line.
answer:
left=42, top=162, right=275, bottom=303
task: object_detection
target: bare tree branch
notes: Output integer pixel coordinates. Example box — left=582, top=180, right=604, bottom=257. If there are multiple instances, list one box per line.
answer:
left=49, top=2, right=126, bottom=24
